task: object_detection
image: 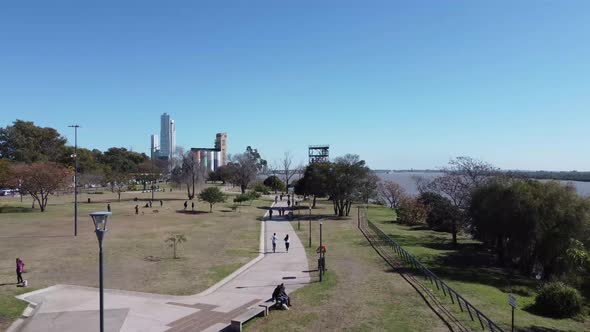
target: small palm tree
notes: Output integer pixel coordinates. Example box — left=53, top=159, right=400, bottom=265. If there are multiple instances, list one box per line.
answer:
left=165, top=234, right=187, bottom=259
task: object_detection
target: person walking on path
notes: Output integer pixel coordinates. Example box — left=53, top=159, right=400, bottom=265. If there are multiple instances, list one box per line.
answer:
left=135, top=205, right=139, bottom=215
left=107, top=203, right=111, bottom=212
left=160, top=200, right=163, bottom=207
left=275, top=196, right=278, bottom=204
left=269, top=208, right=273, bottom=220
left=284, top=234, right=290, bottom=253
left=191, top=201, right=195, bottom=211
left=271, top=233, right=278, bottom=253
left=280, top=193, right=283, bottom=201
left=16, top=258, right=24, bottom=285
left=184, top=201, right=188, bottom=210
left=287, top=199, right=291, bottom=207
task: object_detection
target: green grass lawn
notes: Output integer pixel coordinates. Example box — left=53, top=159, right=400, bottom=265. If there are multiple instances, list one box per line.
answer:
left=0, top=188, right=267, bottom=330
left=367, top=205, right=590, bottom=332
left=245, top=199, right=450, bottom=332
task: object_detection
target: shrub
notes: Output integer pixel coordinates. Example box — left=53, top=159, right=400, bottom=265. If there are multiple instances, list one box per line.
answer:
left=534, top=282, right=582, bottom=318
left=252, top=182, right=271, bottom=195
left=397, top=197, right=429, bottom=225
left=263, top=176, right=285, bottom=193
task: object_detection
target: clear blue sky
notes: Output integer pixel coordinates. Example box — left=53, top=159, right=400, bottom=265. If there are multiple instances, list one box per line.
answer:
left=1, top=1, right=589, bottom=171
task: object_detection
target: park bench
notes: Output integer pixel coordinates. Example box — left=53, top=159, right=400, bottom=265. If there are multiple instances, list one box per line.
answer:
left=229, top=304, right=268, bottom=331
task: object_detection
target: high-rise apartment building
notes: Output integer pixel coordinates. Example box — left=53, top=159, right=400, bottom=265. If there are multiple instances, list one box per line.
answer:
left=150, top=134, right=159, bottom=160
left=215, top=132, right=227, bottom=166
left=159, top=113, right=176, bottom=160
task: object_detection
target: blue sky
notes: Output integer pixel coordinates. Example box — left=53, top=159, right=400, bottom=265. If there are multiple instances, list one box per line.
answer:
left=1, top=1, right=589, bottom=170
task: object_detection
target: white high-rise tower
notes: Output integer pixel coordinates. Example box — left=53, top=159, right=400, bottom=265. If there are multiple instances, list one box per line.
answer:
left=150, top=134, right=159, bottom=160
left=159, top=113, right=175, bottom=160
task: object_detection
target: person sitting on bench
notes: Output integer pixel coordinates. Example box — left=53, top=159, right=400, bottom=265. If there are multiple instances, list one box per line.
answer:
left=271, top=283, right=290, bottom=309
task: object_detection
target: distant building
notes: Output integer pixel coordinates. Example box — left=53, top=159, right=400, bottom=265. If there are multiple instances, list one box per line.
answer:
left=150, top=134, right=159, bottom=160
left=215, top=132, right=227, bottom=166
left=191, top=148, right=221, bottom=172
left=159, top=113, right=176, bottom=160
left=190, top=133, right=227, bottom=172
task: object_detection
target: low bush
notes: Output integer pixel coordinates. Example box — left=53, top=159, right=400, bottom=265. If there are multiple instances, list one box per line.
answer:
left=534, top=282, right=583, bottom=318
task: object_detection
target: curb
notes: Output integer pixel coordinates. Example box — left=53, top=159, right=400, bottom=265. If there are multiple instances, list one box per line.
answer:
left=194, top=202, right=273, bottom=297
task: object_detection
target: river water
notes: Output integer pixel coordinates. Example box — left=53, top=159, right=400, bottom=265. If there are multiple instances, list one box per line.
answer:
left=376, top=172, right=590, bottom=197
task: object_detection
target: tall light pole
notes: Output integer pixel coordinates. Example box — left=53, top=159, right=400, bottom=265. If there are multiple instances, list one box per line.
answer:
left=90, top=211, right=111, bottom=332
left=308, top=205, right=312, bottom=248
left=69, top=125, right=80, bottom=236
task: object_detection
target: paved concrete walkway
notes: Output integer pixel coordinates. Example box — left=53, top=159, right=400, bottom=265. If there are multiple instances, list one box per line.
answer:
left=13, top=200, right=309, bottom=332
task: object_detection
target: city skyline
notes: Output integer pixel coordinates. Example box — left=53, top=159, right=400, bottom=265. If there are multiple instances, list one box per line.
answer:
left=1, top=2, right=589, bottom=171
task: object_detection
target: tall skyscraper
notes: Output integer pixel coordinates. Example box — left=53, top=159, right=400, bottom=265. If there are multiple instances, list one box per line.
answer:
left=159, top=113, right=176, bottom=160
left=215, top=132, right=227, bottom=166
left=150, top=134, right=159, bottom=160
left=170, top=119, right=176, bottom=159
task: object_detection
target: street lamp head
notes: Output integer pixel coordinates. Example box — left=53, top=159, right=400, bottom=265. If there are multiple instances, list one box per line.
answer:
left=90, top=212, right=111, bottom=232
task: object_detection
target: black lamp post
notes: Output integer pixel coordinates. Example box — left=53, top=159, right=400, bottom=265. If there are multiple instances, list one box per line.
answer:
left=90, top=211, right=111, bottom=332
left=69, top=124, right=80, bottom=236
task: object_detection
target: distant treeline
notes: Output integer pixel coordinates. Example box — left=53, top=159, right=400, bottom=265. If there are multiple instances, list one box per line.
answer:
left=509, top=171, right=590, bottom=182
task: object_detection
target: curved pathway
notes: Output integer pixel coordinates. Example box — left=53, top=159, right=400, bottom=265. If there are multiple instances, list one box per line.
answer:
left=12, top=200, right=309, bottom=332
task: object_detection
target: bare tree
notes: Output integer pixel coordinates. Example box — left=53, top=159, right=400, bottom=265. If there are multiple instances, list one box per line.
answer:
left=280, top=151, right=302, bottom=191
left=178, top=150, right=207, bottom=200
left=379, top=180, right=406, bottom=209
left=227, top=152, right=258, bottom=194
left=425, top=156, right=498, bottom=245
left=12, top=162, right=72, bottom=212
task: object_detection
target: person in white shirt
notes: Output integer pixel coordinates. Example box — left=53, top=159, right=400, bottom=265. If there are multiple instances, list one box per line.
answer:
left=271, top=233, right=278, bottom=253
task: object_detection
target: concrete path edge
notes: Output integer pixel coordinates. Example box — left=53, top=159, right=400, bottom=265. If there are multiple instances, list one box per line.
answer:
left=9, top=203, right=274, bottom=331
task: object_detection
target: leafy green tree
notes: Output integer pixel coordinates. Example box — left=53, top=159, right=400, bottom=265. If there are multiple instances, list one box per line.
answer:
left=0, top=160, right=12, bottom=188
left=296, top=162, right=330, bottom=208
left=418, top=192, right=461, bottom=232
left=165, top=234, right=187, bottom=259
left=199, top=187, right=226, bottom=212
left=470, top=179, right=590, bottom=276
left=263, top=176, right=285, bottom=193
left=0, top=120, right=67, bottom=163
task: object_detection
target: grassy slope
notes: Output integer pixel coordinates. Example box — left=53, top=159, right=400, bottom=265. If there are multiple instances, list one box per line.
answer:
left=368, top=205, right=589, bottom=332
left=246, top=200, right=449, bottom=332
left=0, top=188, right=265, bottom=330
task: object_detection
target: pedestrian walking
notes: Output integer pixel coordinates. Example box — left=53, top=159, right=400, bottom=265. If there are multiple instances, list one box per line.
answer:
left=280, top=193, right=283, bottom=201
left=271, top=233, right=278, bottom=253
left=191, top=201, right=195, bottom=211
left=287, top=199, right=291, bottom=207
left=184, top=201, right=188, bottom=210
left=160, top=200, right=163, bottom=207
left=107, top=203, right=111, bottom=212
left=279, top=207, right=283, bottom=216
left=16, top=258, right=24, bottom=285
left=149, top=200, right=152, bottom=208
left=284, top=234, right=290, bottom=253
left=275, top=196, right=278, bottom=204
left=135, top=205, right=139, bottom=215
left=269, top=208, right=273, bottom=220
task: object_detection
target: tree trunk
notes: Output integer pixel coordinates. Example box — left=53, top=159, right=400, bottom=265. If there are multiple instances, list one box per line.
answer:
left=451, top=221, right=457, bottom=246
left=312, top=195, right=317, bottom=208
left=496, top=233, right=505, bottom=266
left=118, top=191, right=121, bottom=202
left=240, top=185, right=246, bottom=194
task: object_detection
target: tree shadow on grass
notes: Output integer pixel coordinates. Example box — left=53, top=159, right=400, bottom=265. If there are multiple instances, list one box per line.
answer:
left=0, top=205, right=35, bottom=213
left=175, top=210, right=207, bottom=215
left=387, top=233, right=536, bottom=290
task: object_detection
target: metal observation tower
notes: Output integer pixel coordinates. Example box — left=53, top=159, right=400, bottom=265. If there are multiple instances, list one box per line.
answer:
left=308, top=145, right=330, bottom=164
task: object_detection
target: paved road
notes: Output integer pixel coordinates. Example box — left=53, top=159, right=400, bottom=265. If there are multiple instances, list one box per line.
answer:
left=13, top=200, right=309, bottom=332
